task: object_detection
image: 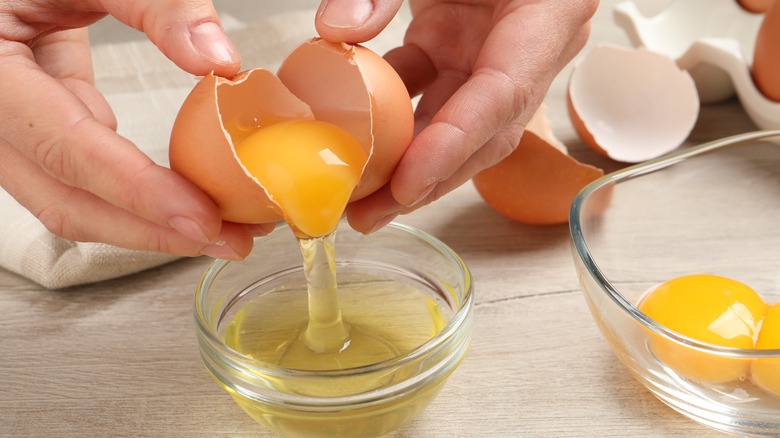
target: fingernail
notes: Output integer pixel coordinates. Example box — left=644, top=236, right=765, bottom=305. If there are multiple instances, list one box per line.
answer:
left=408, top=183, right=437, bottom=207
left=319, top=0, right=373, bottom=29
left=190, top=21, right=239, bottom=64
left=200, top=241, right=242, bottom=260
left=366, top=213, right=398, bottom=234
left=247, top=223, right=276, bottom=237
left=169, top=216, right=209, bottom=243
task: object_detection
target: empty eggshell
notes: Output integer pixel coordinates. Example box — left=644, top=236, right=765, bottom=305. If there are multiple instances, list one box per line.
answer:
left=472, top=105, right=604, bottom=225
left=169, top=38, right=414, bottom=225
left=568, top=44, right=700, bottom=163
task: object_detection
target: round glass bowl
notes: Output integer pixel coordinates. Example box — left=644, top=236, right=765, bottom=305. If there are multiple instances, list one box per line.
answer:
left=194, top=221, right=473, bottom=438
left=570, top=130, right=780, bottom=436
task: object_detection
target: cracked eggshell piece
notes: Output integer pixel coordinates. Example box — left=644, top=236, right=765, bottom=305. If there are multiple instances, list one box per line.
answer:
left=472, top=105, right=604, bottom=225
left=567, top=44, right=699, bottom=164
left=169, top=38, right=414, bottom=225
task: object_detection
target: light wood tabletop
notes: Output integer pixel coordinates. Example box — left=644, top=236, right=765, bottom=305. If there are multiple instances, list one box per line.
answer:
left=0, top=1, right=759, bottom=437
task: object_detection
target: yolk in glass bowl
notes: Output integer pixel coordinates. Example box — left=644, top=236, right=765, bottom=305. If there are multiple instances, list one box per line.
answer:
left=752, top=303, right=780, bottom=396
left=234, top=119, right=368, bottom=238
left=638, top=274, right=768, bottom=383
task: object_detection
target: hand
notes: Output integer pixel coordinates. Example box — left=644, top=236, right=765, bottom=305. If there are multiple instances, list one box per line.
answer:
left=315, top=0, right=599, bottom=233
left=0, top=0, right=262, bottom=260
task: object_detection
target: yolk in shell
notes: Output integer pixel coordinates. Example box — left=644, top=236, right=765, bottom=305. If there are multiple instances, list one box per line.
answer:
left=638, top=274, right=768, bottom=383
left=752, top=303, right=780, bottom=396
left=234, top=119, right=368, bottom=238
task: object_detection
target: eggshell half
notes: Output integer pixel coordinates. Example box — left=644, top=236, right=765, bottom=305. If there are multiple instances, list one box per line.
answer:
left=472, top=106, right=604, bottom=225
left=278, top=39, right=413, bottom=199
left=169, top=38, right=414, bottom=225
left=568, top=44, right=700, bottom=163
left=170, top=70, right=313, bottom=223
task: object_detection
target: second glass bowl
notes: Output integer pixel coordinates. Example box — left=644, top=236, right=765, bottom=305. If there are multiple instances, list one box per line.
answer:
left=570, top=130, right=780, bottom=436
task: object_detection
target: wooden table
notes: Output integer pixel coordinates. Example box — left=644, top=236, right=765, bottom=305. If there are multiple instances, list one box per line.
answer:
left=0, top=1, right=757, bottom=436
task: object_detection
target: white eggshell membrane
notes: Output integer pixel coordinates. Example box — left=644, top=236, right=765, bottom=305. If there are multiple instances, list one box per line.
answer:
left=569, top=44, right=699, bottom=163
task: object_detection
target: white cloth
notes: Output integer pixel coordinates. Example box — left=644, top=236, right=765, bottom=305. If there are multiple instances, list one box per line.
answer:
left=0, top=10, right=408, bottom=289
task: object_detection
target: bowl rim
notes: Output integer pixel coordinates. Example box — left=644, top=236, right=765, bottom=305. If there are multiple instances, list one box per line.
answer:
left=193, top=220, right=474, bottom=377
left=570, top=129, right=780, bottom=357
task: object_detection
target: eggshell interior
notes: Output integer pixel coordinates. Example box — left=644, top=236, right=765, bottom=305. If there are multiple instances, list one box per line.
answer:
left=568, top=44, right=699, bottom=163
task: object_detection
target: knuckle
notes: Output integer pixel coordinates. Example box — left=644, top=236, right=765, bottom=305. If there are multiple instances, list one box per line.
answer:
left=36, top=202, right=83, bottom=241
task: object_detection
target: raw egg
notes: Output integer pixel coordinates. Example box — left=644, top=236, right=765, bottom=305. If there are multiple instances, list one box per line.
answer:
left=568, top=44, right=699, bottom=163
left=752, top=303, right=780, bottom=396
left=234, top=119, right=367, bottom=238
left=169, top=38, right=414, bottom=233
left=472, top=105, right=604, bottom=225
left=638, top=274, right=767, bottom=383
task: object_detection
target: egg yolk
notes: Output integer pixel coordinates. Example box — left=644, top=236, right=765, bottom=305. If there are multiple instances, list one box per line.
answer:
left=752, top=303, right=780, bottom=396
left=638, top=274, right=768, bottom=383
left=234, top=119, right=368, bottom=238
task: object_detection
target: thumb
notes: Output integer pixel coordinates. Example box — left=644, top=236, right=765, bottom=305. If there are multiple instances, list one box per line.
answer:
left=316, top=0, right=405, bottom=43
left=99, top=0, right=241, bottom=77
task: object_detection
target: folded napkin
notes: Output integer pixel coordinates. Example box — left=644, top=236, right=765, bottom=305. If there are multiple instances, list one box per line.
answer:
left=0, top=9, right=408, bottom=289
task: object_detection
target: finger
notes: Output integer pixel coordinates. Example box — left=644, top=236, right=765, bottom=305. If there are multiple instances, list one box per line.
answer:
left=345, top=184, right=402, bottom=234
left=391, top=67, right=519, bottom=207
left=347, top=119, right=524, bottom=233
left=383, top=44, right=437, bottom=99
left=0, top=137, right=252, bottom=259
left=392, top=6, right=594, bottom=207
left=402, top=120, right=525, bottom=214
left=32, top=28, right=117, bottom=129
left=0, top=42, right=224, bottom=245
left=315, top=0, right=405, bottom=43
left=94, top=0, right=241, bottom=77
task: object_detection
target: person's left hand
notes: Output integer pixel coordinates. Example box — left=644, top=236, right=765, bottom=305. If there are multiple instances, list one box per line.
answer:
left=315, top=0, right=599, bottom=233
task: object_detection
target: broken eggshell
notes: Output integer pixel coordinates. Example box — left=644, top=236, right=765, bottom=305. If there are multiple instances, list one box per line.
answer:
left=472, top=105, right=604, bottom=225
left=169, top=38, right=414, bottom=225
left=568, top=44, right=699, bottom=163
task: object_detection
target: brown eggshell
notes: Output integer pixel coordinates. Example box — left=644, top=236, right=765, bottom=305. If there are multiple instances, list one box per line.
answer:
left=278, top=39, right=414, bottom=200
left=472, top=129, right=604, bottom=226
left=169, top=70, right=314, bottom=224
left=753, top=0, right=780, bottom=101
left=738, top=0, right=775, bottom=12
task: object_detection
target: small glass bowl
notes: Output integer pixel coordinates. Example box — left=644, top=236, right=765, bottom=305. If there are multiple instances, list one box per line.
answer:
left=194, top=221, right=473, bottom=438
left=570, top=130, right=780, bottom=436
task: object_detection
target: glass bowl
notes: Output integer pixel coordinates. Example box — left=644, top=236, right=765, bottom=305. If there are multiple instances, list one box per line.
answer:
left=570, top=130, right=780, bottom=436
left=194, top=221, right=473, bottom=438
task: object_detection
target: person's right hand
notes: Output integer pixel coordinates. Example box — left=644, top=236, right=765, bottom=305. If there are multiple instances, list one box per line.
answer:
left=0, top=0, right=265, bottom=260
